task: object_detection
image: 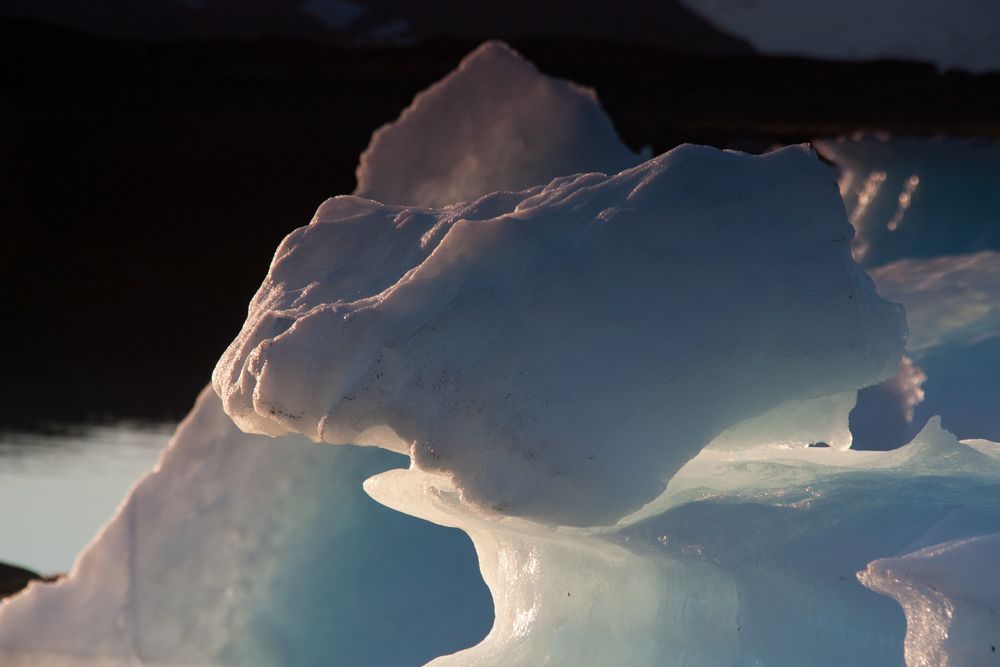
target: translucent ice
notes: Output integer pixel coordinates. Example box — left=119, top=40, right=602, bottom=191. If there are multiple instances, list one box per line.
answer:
left=860, top=531, right=1000, bottom=667
left=707, top=391, right=858, bottom=451
left=366, top=418, right=1000, bottom=666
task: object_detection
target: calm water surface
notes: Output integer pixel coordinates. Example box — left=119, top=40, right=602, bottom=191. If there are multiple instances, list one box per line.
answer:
left=0, top=423, right=173, bottom=574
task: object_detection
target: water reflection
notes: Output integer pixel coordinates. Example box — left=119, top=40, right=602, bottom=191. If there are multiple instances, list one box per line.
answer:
left=0, top=423, right=171, bottom=574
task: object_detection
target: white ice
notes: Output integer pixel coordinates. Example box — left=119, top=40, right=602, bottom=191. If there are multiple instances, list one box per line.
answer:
left=860, top=531, right=1000, bottom=666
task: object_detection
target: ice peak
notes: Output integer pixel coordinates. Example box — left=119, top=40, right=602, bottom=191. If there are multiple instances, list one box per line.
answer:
left=353, top=40, right=639, bottom=208
left=457, top=39, right=532, bottom=73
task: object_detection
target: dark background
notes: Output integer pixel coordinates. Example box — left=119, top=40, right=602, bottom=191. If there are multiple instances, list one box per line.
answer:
left=3, top=6, right=1000, bottom=429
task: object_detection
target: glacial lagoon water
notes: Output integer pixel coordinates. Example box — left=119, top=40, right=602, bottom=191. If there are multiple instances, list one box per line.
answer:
left=0, top=423, right=172, bottom=574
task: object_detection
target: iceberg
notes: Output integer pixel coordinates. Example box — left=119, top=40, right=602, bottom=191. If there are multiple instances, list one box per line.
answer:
left=215, top=143, right=905, bottom=525
left=210, top=120, right=998, bottom=662
left=354, top=40, right=641, bottom=208
left=4, top=41, right=1000, bottom=667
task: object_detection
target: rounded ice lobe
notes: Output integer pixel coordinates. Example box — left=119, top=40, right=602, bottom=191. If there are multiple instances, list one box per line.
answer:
left=353, top=40, right=641, bottom=208
left=214, top=144, right=906, bottom=526
left=860, top=532, right=1000, bottom=667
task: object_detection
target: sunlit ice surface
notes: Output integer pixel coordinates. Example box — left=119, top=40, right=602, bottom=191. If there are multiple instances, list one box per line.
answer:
left=2, top=40, right=1000, bottom=667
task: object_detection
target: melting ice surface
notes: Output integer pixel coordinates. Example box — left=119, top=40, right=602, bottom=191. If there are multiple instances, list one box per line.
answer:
left=3, top=41, right=1000, bottom=667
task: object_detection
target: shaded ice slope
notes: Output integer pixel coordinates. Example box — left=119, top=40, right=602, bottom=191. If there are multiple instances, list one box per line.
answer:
left=216, top=144, right=905, bottom=526
left=354, top=41, right=641, bottom=208
left=0, top=388, right=491, bottom=666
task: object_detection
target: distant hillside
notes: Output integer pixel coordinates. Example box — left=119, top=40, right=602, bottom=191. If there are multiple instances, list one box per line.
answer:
left=328, top=0, right=752, bottom=55
left=683, top=0, right=1000, bottom=72
left=0, top=0, right=751, bottom=56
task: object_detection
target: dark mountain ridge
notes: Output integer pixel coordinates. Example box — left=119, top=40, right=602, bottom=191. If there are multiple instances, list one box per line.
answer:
left=1, top=0, right=752, bottom=55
